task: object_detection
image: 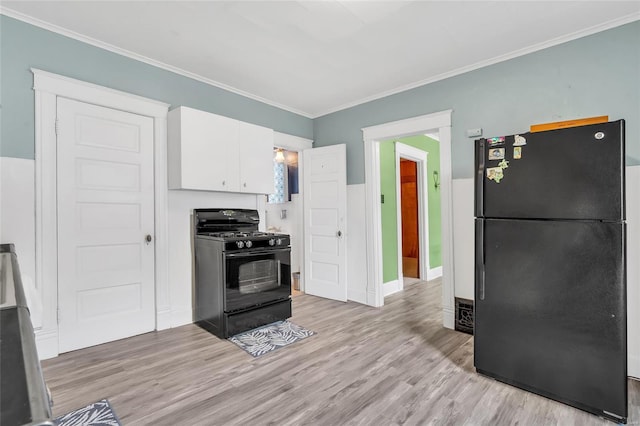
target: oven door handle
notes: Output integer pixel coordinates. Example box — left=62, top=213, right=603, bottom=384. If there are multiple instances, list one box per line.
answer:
left=225, top=248, right=290, bottom=258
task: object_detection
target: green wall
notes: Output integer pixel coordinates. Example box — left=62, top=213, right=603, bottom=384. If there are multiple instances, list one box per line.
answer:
left=0, top=15, right=313, bottom=159
left=314, top=21, right=640, bottom=184
left=380, top=136, right=441, bottom=283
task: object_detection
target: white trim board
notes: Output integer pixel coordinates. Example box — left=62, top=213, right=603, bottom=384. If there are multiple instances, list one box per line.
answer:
left=32, top=68, right=170, bottom=359
left=427, top=266, right=443, bottom=281
left=394, top=143, right=429, bottom=288
left=274, top=131, right=313, bottom=152
left=363, top=110, right=455, bottom=330
left=272, top=131, right=313, bottom=291
left=383, top=280, right=402, bottom=297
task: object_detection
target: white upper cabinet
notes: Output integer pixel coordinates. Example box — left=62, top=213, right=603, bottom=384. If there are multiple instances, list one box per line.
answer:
left=239, top=122, right=275, bottom=194
left=168, top=106, right=274, bottom=194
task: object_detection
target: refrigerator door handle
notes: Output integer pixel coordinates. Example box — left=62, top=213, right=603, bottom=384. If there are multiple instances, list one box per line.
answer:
left=475, top=138, right=485, bottom=217
left=475, top=220, right=485, bottom=300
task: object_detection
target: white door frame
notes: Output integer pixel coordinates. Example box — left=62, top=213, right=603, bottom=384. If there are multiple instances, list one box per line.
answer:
left=394, top=143, right=429, bottom=290
left=32, top=69, right=170, bottom=359
left=272, top=132, right=313, bottom=291
left=362, top=110, right=455, bottom=329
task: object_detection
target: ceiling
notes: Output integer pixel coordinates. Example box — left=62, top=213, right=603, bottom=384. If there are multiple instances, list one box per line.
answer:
left=3, top=1, right=639, bottom=118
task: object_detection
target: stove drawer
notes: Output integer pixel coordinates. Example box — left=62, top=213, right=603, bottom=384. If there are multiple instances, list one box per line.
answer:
left=225, top=298, right=291, bottom=337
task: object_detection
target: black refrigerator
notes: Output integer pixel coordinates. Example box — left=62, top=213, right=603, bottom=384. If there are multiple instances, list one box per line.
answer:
left=474, top=120, right=627, bottom=423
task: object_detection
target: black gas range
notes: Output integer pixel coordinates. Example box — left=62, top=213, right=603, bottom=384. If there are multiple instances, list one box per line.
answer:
left=199, top=230, right=291, bottom=252
left=193, top=209, right=292, bottom=338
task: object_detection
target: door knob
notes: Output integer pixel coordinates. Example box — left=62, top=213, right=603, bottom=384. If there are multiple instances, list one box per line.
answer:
left=145, top=234, right=153, bottom=244
left=336, top=230, right=342, bottom=238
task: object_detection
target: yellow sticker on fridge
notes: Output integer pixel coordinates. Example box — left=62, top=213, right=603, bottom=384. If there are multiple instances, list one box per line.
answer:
left=514, top=146, right=522, bottom=159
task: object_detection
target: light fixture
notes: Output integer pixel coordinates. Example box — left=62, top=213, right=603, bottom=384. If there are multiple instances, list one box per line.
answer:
left=433, top=170, right=440, bottom=190
left=274, top=148, right=285, bottom=163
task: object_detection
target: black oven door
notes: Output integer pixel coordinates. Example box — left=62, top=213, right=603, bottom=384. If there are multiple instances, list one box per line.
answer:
left=224, top=248, right=291, bottom=312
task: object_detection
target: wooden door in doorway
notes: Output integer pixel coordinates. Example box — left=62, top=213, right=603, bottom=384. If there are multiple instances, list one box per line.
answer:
left=400, top=159, right=419, bottom=278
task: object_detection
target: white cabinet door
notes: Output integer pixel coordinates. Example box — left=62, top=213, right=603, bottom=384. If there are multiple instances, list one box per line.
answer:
left=168, top=107, right=239, bottom=192
left=239, top=122, right=274, bottom=194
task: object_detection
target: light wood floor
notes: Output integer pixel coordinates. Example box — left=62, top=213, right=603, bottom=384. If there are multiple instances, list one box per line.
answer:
left=42, top=279, right=639, bottom=425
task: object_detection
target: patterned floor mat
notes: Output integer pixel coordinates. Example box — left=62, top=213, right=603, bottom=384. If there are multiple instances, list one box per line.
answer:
left=228, top=320, right=315, bottom=357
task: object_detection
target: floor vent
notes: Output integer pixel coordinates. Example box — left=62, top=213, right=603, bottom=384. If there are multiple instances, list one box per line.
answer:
left=455, top=297, right=474, bottom=335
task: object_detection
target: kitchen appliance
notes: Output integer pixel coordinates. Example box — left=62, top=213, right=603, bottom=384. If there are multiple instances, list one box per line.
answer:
left=1, top=244, right=54, bottom=426
left=474, top=120, right=627, bottom=423
left=193, top=209, right=291, bottom=338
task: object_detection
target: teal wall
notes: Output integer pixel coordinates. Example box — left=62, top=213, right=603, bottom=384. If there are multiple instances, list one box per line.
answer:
left=0, top=15, right=313, bottom=159
left=314, top=21, right=640, bottom=183
left=380, top=136, right=441, bottom=283
left=2, top=15, right=638, bottom=180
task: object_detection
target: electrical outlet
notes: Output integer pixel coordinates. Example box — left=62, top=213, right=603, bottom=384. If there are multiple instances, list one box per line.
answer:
left=467, top=128, right=483, bottom=138
left=381, top=194, right=385, bottom=204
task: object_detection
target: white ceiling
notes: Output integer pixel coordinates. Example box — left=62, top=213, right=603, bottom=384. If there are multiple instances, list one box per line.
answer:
left=3, top=1, right=639, bottom=118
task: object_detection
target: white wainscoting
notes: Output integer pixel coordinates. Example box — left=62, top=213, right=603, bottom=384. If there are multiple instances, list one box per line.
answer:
left=0, top=158, right=40, bottom=326
left=167, top=190, right=261, bottom=327
left=452, top=178, right=475, bottom=301
left=346, top=184, right=368, bottom=304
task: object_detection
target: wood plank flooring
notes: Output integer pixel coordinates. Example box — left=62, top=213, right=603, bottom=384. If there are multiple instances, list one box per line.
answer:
left=42, top=279, right=639, bottom=425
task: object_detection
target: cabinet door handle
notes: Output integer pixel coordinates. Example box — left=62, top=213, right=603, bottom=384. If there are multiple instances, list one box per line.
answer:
left=243, top=182, right=247, bottom=188
left=222, top=180, right=226, bottom=186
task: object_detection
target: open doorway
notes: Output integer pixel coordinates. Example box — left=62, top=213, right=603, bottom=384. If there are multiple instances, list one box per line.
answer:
left=264, top=132, right=313, bottom=296
left=362, top=110, right=455, bottom=329
left=379, top=139, right=438, bottom=296
left=400, top=158, right=419, bottom=279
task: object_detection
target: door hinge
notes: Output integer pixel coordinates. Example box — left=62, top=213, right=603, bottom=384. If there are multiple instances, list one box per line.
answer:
left=55, top=119, right=59, bottom=136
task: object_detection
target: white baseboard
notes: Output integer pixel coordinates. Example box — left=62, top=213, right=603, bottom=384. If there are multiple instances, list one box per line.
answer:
left=171, top=307, right=193, bottom=327
left=347, top=288, right=367, bottom=305
left=630, top=354, right=640, bottom=380
left=427, top=266, right=443, bottom=281
left=35, top=329, right=59, bottom=360
left=442, top=306, right=455, bottom=330
left=156, top=307, right=172, bottom=331
left=383, top=279, right=402, bottom=297
left=367, top=288, right=381, bottom=307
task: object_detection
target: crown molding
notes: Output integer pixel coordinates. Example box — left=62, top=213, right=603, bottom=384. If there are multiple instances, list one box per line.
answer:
left=2, top=6, right=638, bottom=119
left=314, top=12, right=640, bottom=118
left=0, top=6, right=313, bottom=119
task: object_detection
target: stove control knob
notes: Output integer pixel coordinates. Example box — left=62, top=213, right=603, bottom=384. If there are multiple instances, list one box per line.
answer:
left=236, top=241, right=245, bottom=249
left=269, top=239, right=276, bottom=246
left=276, top=238, right=282, bottom=246
left=246, top=240, right=253, bottom=248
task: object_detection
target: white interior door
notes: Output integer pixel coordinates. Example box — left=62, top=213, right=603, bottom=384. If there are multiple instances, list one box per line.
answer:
left=303, top=144, right=347, bottom=301
left=57, top=97, right=155, bottom=353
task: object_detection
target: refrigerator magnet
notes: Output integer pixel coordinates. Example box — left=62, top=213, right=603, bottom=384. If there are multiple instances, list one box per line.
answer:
left=513, top=146, right=522, bottom=159
left=486, top=167, right=504, bottom=183
left=498, top=159, right=509, bottom=169
left=488, top=148, right=505, bottom=160
left=513, top=134, right=527, bottom=146
left=487, top=136, right=506, bottom=146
